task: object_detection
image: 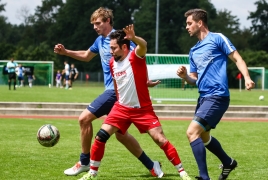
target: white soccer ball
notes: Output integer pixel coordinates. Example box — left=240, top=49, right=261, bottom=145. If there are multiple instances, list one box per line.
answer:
left=37, top=124, right=60, bottom=147
left=259, top=95, right=264, bottom=101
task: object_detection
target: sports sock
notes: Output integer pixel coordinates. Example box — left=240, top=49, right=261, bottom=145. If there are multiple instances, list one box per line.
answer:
left=160, top=141, right=185, bottom=174
left=205, top=136, right=232, bottom=166
left=14, top=82, right=16, bottom=90
left=90, top=139, right=106, bottom=172
left=80, top=153, right=90, bottom=166
left=190, top=138, right=209, bottom=179
left=138, top=151, right=154, bottom=170
left=9, top=82, right=11, bottom=90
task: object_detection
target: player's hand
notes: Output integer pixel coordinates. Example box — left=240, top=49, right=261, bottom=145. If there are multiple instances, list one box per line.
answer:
left=123, top=24, right=135, bottom=40
left=147, top=80, right=161, bottom=87
left=176, top=66, right=188, bottom=79
left=245, top=78, right=255, bottom=90
left=54, top=44, right=66, bottom=55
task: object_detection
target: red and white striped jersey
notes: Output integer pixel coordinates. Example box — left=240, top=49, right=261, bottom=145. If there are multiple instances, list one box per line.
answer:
left=110, top=49, right=151, bottom=108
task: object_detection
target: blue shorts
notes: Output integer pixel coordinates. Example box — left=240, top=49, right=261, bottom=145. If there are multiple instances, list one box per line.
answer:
left=194, top=95, right=230, bottom=129
left=87, top=89, right=117, bottom=118
left=65, top=75, right=69, bottom=80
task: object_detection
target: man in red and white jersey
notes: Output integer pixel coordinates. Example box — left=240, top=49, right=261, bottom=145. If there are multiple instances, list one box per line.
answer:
left=79, top=24, right=192, bottom=180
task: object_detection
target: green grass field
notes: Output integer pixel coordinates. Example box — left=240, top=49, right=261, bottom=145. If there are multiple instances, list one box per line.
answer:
left=0, top=118, right=267, bottom=180
left=0, top=85, right=267, bottom=179
left=0, top=85, right=267, bottom=105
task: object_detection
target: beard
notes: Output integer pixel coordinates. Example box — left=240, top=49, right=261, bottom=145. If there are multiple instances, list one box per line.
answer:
left=114, top=56, right=122, bottom=62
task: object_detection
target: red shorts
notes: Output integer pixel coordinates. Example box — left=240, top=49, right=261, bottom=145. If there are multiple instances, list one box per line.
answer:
left=104, top=102, right=161, bottom=134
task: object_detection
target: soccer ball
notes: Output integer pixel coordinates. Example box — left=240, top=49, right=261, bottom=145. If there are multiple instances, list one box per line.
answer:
left=37, top=124, right=60, bottom=147
left=259, top=95, right=264, bottom=101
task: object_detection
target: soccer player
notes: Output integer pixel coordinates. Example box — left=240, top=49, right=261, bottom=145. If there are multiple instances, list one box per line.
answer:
left=54, top=7, right=161, bottom=177
left=64, top=61, right=70, bottom=89
left=27, top=74, right=35, bottom=88
left=6, top=57, right=18, bottom=90
left=177, top=9, right=255, bottom=180
left=55, top=70, right=62, bottom=88
left=16, top=64, right=25, bottom=87
left=69, top=63, right=79, bottom=89
left=79, top=25, right=191, bottom=180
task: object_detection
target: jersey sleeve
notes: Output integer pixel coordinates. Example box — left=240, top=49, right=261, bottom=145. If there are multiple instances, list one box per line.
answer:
left=189, top=51, right=197, bottom=73
left=89, top=36, right=101, bottom=54
left=215, top=33, right=236, bottom=56
left=130, top=41, right=136, bottom=51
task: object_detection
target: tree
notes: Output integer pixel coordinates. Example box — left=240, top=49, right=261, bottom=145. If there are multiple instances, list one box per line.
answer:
left=248, top=0, right=268, bottom=52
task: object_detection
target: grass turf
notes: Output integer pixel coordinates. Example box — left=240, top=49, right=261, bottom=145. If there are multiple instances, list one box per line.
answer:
left=0, top=118, right=267, bottom=180
left=0, top=85, right=267, bottom=105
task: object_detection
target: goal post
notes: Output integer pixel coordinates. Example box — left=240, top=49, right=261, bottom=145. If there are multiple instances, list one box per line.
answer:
left=146, top=54, right=199, bottom=102
left=248, top=67, right=265, bottom=90
left=0, top=60, right=54, bottom=86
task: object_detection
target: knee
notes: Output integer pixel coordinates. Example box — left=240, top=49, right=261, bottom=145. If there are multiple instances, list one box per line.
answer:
left=186, top=128, right=198, bottom=142
left=95, top=129, right=110, bottom=143
left=115, top=132, right=126, bottom=142
left=78, top=114, right=91, bottom=127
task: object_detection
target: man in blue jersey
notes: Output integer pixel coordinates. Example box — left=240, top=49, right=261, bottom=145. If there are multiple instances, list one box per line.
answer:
left=6, top=58, right=18, bottom=90
left=177, top=9, right=255, bottom=180
left=54, top=7, right=162, bottom=178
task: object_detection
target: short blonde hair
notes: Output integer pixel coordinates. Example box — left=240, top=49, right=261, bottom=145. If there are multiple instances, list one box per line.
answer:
left=90, top=7, right=114, bottom=26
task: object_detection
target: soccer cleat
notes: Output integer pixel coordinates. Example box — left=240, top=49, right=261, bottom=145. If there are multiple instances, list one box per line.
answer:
left=64, top=161, right=89, bottom=176
left=195, top=177, right=211, bottom=180
left=181, top=173, right=192, bottom=180
left=78, top=173, right=97, bottom=180
left=150, top=161, right=164, bottom=178
left=218, top=159, right=238, bottom=180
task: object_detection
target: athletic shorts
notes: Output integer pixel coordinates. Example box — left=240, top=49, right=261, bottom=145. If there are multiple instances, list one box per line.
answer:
left=104, top=102, right=161, bottom=135
left=194, top=95, right=230, bottom=129
left=18, top=76, right=24, bottom=81
left=87, top=89, right=117, bottom=118
left=8, top=73, right=16, bottom=80
left=65, top=75, right=69, bottom=80
left=70, top=75, right=76, bottom=81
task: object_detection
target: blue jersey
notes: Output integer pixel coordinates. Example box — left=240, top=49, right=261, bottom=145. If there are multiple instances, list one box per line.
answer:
left=90, top=29, right=136, bottom=90
left=189, top=32, right=236, bottom=97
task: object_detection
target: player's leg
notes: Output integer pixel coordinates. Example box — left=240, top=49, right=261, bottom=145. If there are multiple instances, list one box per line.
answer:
left=65, top=75, right=69, bottom=89
left=115, top=131, right=160, bottom=176
left=198, top=96, right=237, bottom=180
left=147, top=126, right=191, bottom=179
left=113, top=104, right=164, bottom=178
left=8, top=75, right=11, bottom=90
left=64, top=90, right=116, bottom=176
left=80, top=108, right=130, bottom=179
left=13, top=75, right=16, bottom=90
left=132, top=107, right=189, bottom=179
left=189, top=96, right=236, bottom=180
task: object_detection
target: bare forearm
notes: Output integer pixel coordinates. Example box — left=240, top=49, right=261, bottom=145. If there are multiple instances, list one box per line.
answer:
left=184, top=75, right=197, bottom=86
left=132, top=36, right=147, bottom=49
left=235, top=60, right=251, bottom=80
left=64, top=50, right=92, bottom=62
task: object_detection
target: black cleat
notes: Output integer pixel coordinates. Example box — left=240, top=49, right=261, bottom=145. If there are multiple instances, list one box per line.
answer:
left=195, top=177, right=203, bottom=180
left=218, top=159, right=238, bottom=180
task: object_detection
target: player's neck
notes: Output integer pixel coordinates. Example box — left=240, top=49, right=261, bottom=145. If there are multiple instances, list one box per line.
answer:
left=103, top=26, right=113, bottom=37
left=198, top=28, right=209, bottom=41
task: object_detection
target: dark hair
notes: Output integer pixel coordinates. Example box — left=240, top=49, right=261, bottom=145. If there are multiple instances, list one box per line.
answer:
left=109, top=30, right=130, bottom=49
left=185, top=9, right=208, bottom=26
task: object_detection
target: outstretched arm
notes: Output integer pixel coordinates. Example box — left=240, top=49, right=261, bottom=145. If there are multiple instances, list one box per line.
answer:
left=123, top=24, right=147, bottom=57
left=54, top=44, right=97, bottom=62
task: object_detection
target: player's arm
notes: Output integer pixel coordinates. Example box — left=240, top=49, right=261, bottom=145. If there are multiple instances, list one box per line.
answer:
left=113, top=79, right=119, bottom=100
left=123, top=24, right=147, bottom=57
left=228, top=50, right=255, bottom=90
left=75, top=69, right=79, bottom=79
left=54, top=44, right=97, bottom=62
left=176, top=66, right=197, bottom=86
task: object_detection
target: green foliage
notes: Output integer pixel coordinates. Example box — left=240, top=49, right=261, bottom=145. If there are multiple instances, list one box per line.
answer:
left=248, top=0, right=268, bottom=52
left=0, top=118, right=268, bottom=179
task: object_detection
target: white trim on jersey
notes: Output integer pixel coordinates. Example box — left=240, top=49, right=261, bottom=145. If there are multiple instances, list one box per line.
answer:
left=215, top=33, right=235, bottom=52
